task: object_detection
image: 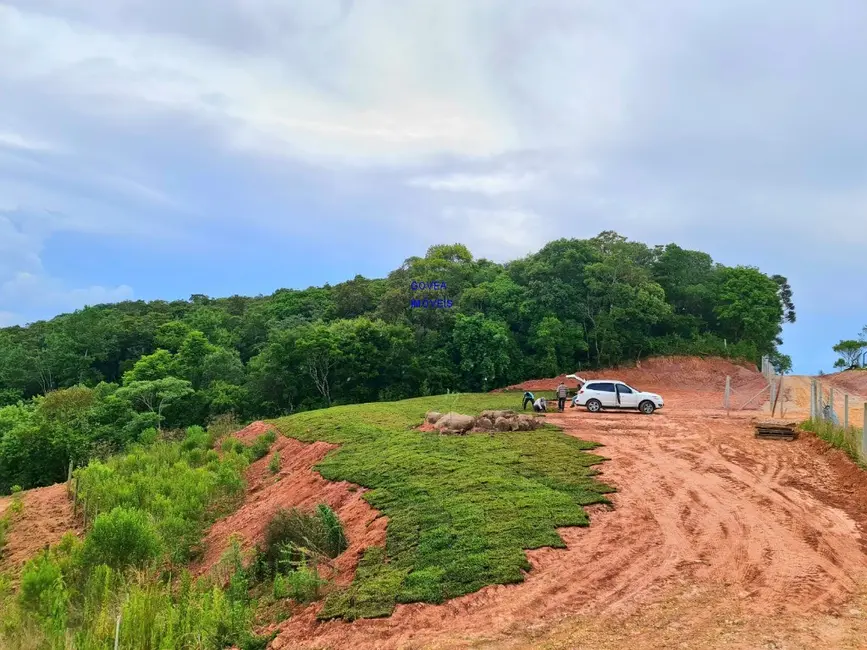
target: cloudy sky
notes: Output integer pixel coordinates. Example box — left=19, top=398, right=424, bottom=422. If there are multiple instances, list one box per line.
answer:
left=1, top=0, right=865, bottom=374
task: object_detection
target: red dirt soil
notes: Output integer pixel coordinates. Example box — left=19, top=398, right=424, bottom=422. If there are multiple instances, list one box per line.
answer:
left=821, top=370, right=867, bottom=399
left=501, top=356, right=763, bottom=393
left=0, top=483, right=81, bottom=577
left=262, top=361, right=867, bottom=650
left=194, top=423, right=387, bottom=587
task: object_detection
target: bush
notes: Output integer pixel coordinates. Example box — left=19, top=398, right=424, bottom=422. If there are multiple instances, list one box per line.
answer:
left=18, top=552, right=68, bottom=621
left=82, top=507, right=162, bottom=571
left=273, top=563, right=325, bottom=603
left=246, top=431, right=277, bottom=462
left=139, top=428, right=159, bottom=446
left=9, top=485, right=23, bottom=515
left=261, top=506, right=347, bottom=574
left=316, top=504, right=347, bottom=558
left=180, top=425, right=209, bottom=452
left=268, top=452, right=281, bottom=475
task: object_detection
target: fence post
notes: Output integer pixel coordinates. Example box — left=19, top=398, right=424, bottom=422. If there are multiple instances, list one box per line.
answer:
left=72, top=477, right=79, bottom=515
left=66, top=460, right=73, bottom=489
left=769, top=380, right=776, bottom=415
left=724, top=376, right=731, bottom=410
left=863, top=405, right=867, bottom=459
left=816, top=381, right=823, bottom=420
left=863, top=404, right=867, bottom=460
left=830, top=387, right=835, bottom=417
left=844, top=394, right=849, bottom=429
left=810, top=381, right=816, bottom=420
left=114, top=609, right=122, bottom=650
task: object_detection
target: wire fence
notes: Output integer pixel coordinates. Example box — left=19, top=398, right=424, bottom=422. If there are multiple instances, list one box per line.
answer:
left=721, top=356, right=867, bottom=464
left=809, top=378, right=867, bottom=464
left=65, top=461, right=99, bottom=533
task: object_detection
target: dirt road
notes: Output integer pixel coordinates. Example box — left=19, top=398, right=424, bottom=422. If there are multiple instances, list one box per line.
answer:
left=275, top=385, right=867, bottom=650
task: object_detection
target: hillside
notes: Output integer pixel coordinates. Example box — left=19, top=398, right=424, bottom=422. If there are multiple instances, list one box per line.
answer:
left=0, top=233, right=797, bottom=495
left=2, top=358, right=867, bottom=649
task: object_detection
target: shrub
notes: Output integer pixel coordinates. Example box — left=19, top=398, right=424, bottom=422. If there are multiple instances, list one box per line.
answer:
left=82, top=507, right=162, bottom=571
left=19, top=552, right=68, bottom=621
left=139, top=427, right=158, bottom=446
left=207, top=413, right=241, bottom=440
left=316, top=504, right=347, bottom=559
left=268, top=452, right=281, bottom=475
left=180, top=425, right=209, bottom=452
left=261, top=506, right=347, bottom=573
left=8, top=485, right=23, bottom=515
left=272, top=563, right=325, bottom=603
left=246, top=431, right=277, bottom=462
left=221, top=438, right=246, bottom=455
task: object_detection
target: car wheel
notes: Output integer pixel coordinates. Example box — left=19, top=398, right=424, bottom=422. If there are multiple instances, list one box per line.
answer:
left=639, top=400, right=656, bottom=415
left=586, top=399, right=602, bottom=413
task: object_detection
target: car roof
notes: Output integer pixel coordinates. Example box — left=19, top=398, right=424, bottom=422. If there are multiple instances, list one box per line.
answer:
left=585, top=379, right=626, bottom=384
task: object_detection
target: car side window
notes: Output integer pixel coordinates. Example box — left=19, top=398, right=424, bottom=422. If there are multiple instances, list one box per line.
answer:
left=594, top=383, right=616, bottom=392
left=617, top=385, right=633, bottom=394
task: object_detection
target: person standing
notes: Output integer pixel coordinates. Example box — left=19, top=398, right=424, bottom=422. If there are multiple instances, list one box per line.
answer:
left=556, top=382, right=567, bottom=412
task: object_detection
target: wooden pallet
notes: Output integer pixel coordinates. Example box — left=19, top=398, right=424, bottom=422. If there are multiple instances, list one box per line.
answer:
left=755, top=420, right=798, bottom=441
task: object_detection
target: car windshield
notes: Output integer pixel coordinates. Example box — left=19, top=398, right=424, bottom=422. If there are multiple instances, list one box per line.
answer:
left=624, top=384, right=639, bottom=392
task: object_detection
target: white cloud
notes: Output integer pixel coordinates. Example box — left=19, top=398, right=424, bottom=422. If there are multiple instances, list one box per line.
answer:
left=437, top=207, right=544, bottom=260
left=0, top=3, right=517, bottom=165
left=407, top=172, right=541, bottom=195
left=0, top=131, right=56, bottom=152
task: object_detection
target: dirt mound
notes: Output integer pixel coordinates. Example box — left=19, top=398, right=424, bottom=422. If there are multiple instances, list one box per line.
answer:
left=501, top=356, right=761, bottom=393
left=194, top=423, right=386, bottom=587
left=0, top=483, right=81, bottom=577
left=822, top=370, right=867, bottom=398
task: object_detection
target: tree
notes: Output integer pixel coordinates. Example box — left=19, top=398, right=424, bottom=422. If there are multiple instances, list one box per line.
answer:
left=200, top=348, right=246, bottom=389
left=769, top=351, right=793, bottom=374
left=123, top=349, right=174, bottom=384
left=116, top=378, right=194, bottom=431
left=832, top=340, right=867, bottom=369
left=174, top=331, right=217, bottom=389
left=771, top=275, right=796, bottom=324
left=295, top=325, right=339, bottom=407
left=713, top=267, right=783, bottom=356
left=452, top=314, right=514, bottom=391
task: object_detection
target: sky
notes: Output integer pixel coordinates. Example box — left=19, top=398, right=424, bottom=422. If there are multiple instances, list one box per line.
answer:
left=1, top=0, right=866, bottom=374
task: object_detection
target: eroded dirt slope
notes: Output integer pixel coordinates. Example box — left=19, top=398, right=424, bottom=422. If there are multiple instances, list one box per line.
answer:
left=502, top=356, right=763, bottom=393
left=195, top=423, right=387, bottom=585
left=0, top=483, right=80, bottom=577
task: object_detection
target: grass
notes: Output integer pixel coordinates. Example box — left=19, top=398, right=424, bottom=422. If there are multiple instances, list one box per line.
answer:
left=802, top=418, right=865, bottom=466
left=271, top=393, right=613, bottom=620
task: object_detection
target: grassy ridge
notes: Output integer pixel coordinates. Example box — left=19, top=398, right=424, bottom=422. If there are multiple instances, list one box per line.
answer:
left=272, top=393, right=614, bottom=620
left=801, top=418, right=865, bottom=467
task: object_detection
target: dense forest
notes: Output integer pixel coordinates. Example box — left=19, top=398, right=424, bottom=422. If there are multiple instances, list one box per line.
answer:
left=0, top=231, right=795, bottom=492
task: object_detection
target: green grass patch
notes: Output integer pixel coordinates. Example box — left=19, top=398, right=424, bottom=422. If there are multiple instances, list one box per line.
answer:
left=802, top=418, right=866, bottom=466
left=271, top=393, right=614, bottom=620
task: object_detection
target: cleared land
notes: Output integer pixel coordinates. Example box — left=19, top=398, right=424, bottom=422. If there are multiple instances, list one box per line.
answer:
left=253, top=361, right=867, bottom=650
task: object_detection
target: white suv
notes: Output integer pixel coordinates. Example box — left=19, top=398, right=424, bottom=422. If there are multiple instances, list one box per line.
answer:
left=572, top=380, right=664, bottom=415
